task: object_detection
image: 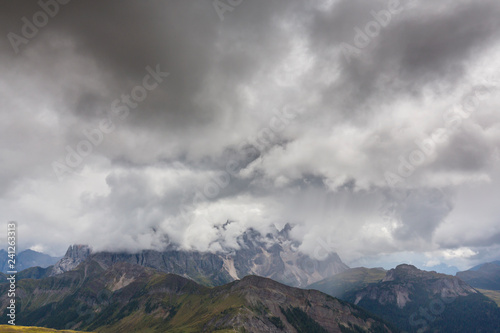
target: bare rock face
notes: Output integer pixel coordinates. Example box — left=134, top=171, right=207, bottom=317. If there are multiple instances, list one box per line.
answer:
left=353, top=264, right=477, bottom=309
left=229, top=225, right=349, bottom=287
left=50, top=244, right=91, bottom=276
left=49, top=224, right=349, bottom=288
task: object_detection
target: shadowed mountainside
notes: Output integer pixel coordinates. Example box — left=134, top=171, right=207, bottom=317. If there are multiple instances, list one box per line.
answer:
left=457, top=261, right=500, bottom=290
left=339, top=265, right=500, bottom=332
left=0, top=260, right=394, bottom=333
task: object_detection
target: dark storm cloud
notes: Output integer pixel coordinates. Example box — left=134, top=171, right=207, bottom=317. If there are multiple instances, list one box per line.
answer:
left=391, top=188, right=454, bottom=242
left=308, top=0, right=500, bottom=113
left=442, top=230, right=500, bottom=249
left=1, top=0, right=500, bottom=267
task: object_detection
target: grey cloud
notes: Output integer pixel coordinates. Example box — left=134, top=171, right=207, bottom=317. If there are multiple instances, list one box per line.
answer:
left=1, top=0, right=500, bottom=268
left=310, top=0, right=500, bottom=114
left=391, top=188, right=454, bottom=242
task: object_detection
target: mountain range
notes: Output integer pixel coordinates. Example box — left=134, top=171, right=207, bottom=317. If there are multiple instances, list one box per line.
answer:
left=0, top=249, right=60, bottom=273
left=0, top=259, right=395, bottom=332
left=308, top=264, right=500, bottom=332
left=2, top=229, right=500, bottom=332
left=21, top=225, right=348, bottom=289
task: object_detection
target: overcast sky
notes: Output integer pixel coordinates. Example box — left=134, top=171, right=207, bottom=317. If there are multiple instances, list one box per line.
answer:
left=1, top=0, right=500, bottom=271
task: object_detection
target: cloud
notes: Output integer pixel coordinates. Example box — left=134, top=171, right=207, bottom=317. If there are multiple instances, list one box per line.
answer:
left=0, top=0, right=499, bottom=268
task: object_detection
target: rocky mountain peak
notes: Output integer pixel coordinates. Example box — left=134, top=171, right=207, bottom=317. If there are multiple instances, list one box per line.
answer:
left=229, top=225, right=348, bottom=287
left=382, top=264, right=429, bottom=282
left=64, top=244, right=92, bottom=260
left=50, top=244, right=92, bottom=276
left=353, top=265, right=477, bottom=310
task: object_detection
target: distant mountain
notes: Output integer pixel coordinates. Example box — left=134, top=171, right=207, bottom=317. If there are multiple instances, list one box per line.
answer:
left=469, top=260, right=500, bottom=271
left=457, top=261, right=500, bottom=290
left=339, top=264, right=500, bottom=332
left=0, top=249, right=61, bottom=273
left=17, top=265, right=53, bottom=280
left=307, top=267, right=386, bottom=298
left=424, top=263, right=459, bottom=275
left=48, top=224, right=349, bottom=288
left=0, top=251, right=6, bottom=271
left=0, top=260, right=395, bottom=332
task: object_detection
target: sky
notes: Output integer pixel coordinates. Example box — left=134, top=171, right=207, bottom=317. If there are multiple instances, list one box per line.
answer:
left=1, top=0, right=500, bottom=271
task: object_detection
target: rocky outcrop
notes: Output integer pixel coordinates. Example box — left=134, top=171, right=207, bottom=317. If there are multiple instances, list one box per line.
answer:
left=353, top=264, right=477, bottom=308
left=228, top=225, right=349, bottom=287
left=50, top=244, right=91, bottom=275
left=90, top=249, right=232, bottom=286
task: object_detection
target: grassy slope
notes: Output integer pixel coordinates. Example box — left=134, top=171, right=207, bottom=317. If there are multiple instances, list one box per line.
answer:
left=0, top=326, right=89, bottom=332
left=83, top=272, right=244, bottom=332
left=307, top=267, right=386, bottom=298
left=477, top=288, right=500, bottom=306
left=100, top=277, right=247, bottom=332
left=4, top=265, right=247, bottom=332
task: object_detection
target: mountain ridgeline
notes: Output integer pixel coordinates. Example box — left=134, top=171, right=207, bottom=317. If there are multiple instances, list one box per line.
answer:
left=309, top=264, right=500, bottom=332
left=0, top=260, right=395, bottom=332
left=0, top=249, right=60, bottom=273
left=6, top=226, right=500, bottom=332
left=456, top=261, right=500, bottom=290
left=38, top=225, right=348, bottom=288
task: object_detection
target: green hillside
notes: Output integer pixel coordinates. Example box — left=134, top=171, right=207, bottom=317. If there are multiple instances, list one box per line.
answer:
left=0, top=261, right=395, bottom=332
left=0, top=326, right=88, bottom=332
left=307, top=267, right=386, bottom=298
left=477, top=288, right=500, bottom=306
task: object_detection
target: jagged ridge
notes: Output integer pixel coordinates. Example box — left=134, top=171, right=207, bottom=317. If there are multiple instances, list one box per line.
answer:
left=48, top=225, right=348, bottom=288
